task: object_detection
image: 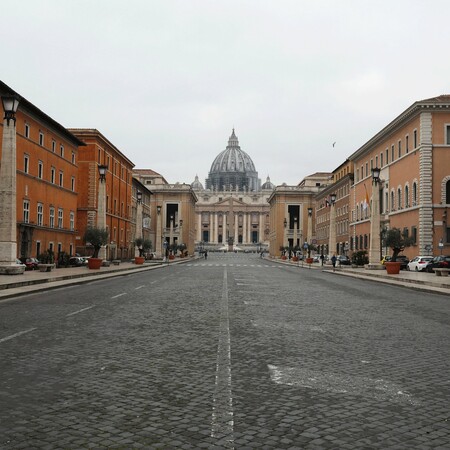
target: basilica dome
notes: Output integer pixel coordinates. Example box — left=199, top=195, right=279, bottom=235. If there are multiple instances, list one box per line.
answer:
left=191, top=174, right=204, bottom=190
left=205, top=129, right=260, bottom=192
left=261, top=176, right=275, bottom=190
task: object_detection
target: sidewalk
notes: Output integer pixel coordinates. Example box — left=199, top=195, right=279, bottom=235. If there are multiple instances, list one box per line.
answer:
left=270, top=258, right=450, bottom=296
left=0, top=259, right=188, bottom=301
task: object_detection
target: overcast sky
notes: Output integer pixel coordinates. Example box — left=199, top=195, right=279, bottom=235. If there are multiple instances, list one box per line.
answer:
left=2, top=1, right=449, bottom=186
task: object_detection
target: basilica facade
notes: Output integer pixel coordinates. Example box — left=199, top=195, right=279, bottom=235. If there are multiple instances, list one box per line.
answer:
left=191, top=129, right=275, bottom=250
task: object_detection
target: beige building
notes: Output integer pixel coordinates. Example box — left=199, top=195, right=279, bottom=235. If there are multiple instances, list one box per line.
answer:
left=268, top=173, right=332, bottom=257
left=349, top=95, right=450, bottom=260
left=133, top=170, right=198, bottom=257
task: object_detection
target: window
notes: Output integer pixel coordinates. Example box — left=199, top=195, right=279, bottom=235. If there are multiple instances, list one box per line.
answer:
left=36, top=241, right=41, bottom=258
left=385, top=192, right=389, bottom=213
left=71, top=152, right=76, bottom=164
left=405, top=185, right=409, bottom=208
left=37, top=203, right=43, bottom=226
left=60, top=145, right=64, bottom=158
left=391, top=191, right=395, bottom=210
left=356, top=168, right=359, bottom=182
left=58, top=208, right=63, bottom=228
left=59, top=171, right=63, bottom=187
left=24, top=155, right=29, bottom=173
left=70, top=211, right=75, bottom=231
left=375, top=156, right=378, bottom=168
left=52, top=140, right=56, bottom=152
left=397, top=188, right=402, bottom=210
left=38, top=161, right=43, bottom=179
left=446, top=125, right=450, bottom=145
left=406, top=135, right=409, bottom=153
left=414, top=129, right=418, bottom=148
left=386, top=148, right=389, bottom=164
left=49, top=207, right=55, bottom=228
left=380, top=152, right=384, bottom=167
left=398, top=140, right=402, bottom=158
left=412, top=226, right=417, bottom=244
left=24, top=123, right=30, bottom=138
left=71, top=177, right=75, bottom=192
left=51, top=167, right=56, bottom=184
left=391, top=145, right=395, bottom=161
left=23, top=200, right=30, bottom=223
left=413, top=182, right=418, bottom=205
left=446, top=180, right=450, bottom=204
left=365, top=162, right=368, bottom=177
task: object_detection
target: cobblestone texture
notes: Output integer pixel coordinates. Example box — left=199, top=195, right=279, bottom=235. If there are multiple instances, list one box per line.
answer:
left=0, top=253, right=449, bottom=448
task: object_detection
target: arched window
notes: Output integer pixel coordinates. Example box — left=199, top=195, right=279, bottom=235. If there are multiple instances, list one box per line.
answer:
left=391, top=191, right=395, bottom=211
left=385, top=192, right=389, bottom=213
left=446, top=180, right=450, bottom=204
left=405, top=185, right=409, bottom=208
left=412, top=182, right=418, bottom=205
left=356, top=205, right=359, bottom=220
left=397, top=188, right=402, bottom=210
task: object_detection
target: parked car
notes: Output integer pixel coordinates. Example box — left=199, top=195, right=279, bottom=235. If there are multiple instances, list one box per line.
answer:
left=69, top=256, right=87, bottom=267
left=407, top=256, right=434, bottom=272
left=336, top=255, right=351, bottom=265
left=381, top=254, right=409, bottom=269
left=19, top=257, right=40, bottom=270
left=15, top=259, right=26, bottom=267
left=380, top=255, right=391, bottom=264
left=425, top=255, right=450, bottom=273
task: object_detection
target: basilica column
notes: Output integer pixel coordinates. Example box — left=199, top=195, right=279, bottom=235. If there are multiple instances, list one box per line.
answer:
left=247, top=213, right=252, bottom=244
left=234, top=214, right=238, bottom=244
left=197, top=212, right=202, bottom=242
left=242, top=213, right=247, bottom=244
left=259, top=213, right=265, bottom=243
left=214, top=212, right=219, bottom=243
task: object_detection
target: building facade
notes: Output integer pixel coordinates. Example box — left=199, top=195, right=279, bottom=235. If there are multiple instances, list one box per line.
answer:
left=349, top=95, right=450, bottom=260
left=0, top=80, right=84, bottom=261
left=69, top=129, right=134, bottom=260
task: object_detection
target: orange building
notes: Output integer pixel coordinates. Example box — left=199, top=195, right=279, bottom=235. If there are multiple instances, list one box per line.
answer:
left=349, top=95, right=450, bottom=260
left=69, top=129, right=134, bottom=260
left=0, top=80, right=84, bottom=260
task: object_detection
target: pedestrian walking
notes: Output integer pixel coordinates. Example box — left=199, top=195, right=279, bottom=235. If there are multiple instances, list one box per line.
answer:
left=204, top=250, right=208, bottom=260
left=331, top=254, right=337, bottom=271
left=320, top=254, right=324, bottom=266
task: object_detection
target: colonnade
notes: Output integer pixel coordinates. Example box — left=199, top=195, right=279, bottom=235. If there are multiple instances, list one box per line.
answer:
left=196, top=211, right=266, bottom=244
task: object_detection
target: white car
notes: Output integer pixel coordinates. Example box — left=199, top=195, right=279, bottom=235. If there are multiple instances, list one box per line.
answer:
left=407, top=256, right=433, bottom=272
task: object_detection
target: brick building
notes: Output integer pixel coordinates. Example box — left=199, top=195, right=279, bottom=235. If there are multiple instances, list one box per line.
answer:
left=0, top=80, right=84, bottom=261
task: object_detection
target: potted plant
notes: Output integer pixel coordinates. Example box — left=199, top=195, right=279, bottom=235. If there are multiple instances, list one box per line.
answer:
left=178, top=243, right=187, bottom=257
left=304, top=243, right=317, bottom=264
left=169, top=243, right=178, bottom=260
left=280, top=246, right=288, bottom=260
left=84, top=226, right=109, bottom=269
left=134, top=238, right=152, bottom=264
left=351, top=250, right=369, bottom=267
left=383, top=228, right=414, bottom=274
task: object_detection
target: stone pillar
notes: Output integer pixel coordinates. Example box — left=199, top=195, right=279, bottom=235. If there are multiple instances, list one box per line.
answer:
left=97, top=176, right=107, bottom=260
left=234, top=214, right=238, bottom=244
left=259, top=213, right=265, bottom=243
left=0, top=108, right=24, bottom=274
left=214, top=212, right=219, bottom=243
left=366, top=178, right=383, bottom=269
left=135, top=200, right=143, bottom=257
left=156, top=210, right=162, bottom=257
left=328, top=203, right=336, bottom=259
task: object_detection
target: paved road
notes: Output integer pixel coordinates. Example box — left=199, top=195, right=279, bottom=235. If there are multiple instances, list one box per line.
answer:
left=1, top=253, right=449, bottom=449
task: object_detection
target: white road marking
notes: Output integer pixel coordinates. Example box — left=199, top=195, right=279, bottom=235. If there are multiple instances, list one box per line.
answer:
left=211, top=269, right=234, bottom=447
left=0, top=328, right=37, bottom=343
left=66, top=306, right=94, bottom=317
left=111, top=293, right=127, bottom=299
left=268, top=364, right=420, bottom=405
left=135, top=285, right=146, bottom=290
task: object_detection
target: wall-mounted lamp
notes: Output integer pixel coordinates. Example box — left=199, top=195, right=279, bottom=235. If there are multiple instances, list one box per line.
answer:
left=330, top=193, right=336, bottom=204
left=157, top=205, right=161, bottom=215
left=308, top=207, right=313, bottom=217
left=1, top=94, right=20, bottom=125
left=136, top=191, right=142, bottom=203
left=371, top=167, right=381, bottom=183
left=98, top=164, right=108, bottom=182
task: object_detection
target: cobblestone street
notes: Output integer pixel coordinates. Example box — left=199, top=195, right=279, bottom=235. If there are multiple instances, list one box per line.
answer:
left=1, top=253, right=449, bottom=449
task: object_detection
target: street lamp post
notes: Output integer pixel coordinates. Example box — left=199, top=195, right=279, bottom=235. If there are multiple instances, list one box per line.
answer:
left=366, top=167, right=384, bottom=270
left=307, top=207, right=313, bottom=245
left=283, top=217, right=288, bottom=252
left=328, top=193, right=337, bottom=260
left=97, top=164, right=108, bottom=260
left=0, top=94, right=25, bottom=274
left=293, top=217, right=298, bottom=255
left=156, top=205, right=162, bottom=258
left=135, top=191, right=143, bottom=257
